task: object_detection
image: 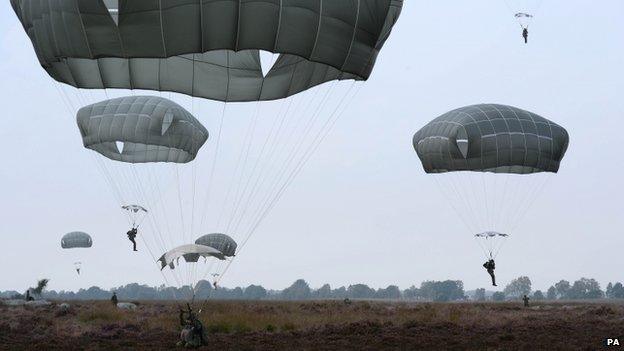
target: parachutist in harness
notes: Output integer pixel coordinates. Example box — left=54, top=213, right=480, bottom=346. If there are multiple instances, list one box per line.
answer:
left=483, top=259, right=496, bottom=286
left=111, top=292, right=118, bottom=305
left=522, top=27, right=528, bottom=44
left=177, top=304, right=207, bottom=348
left=213, top=281, right=218, bottom=289
left=76, top=267, right=81, bottom=275
left=127, top=227, right=138, bottom=251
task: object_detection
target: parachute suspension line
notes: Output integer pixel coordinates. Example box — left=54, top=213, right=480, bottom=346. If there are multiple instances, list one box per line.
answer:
left=198, top=102, right=227, bottom=232
left=224, top=88, right=291, bottom=236
left=509, top=173, right=552, bottom=233
left=448, top=172, right=482, bottom=232
left=217, top=82, right=361, bottom=283
left=222, top=102, right=263, bottom=234
left=227, top=86, right=318, bottom=237
left=215, top=101, right=262, bottom=230
left=432, top=176, right=478, bottom=235
left=227, top=94, right=295, bottom=238
left=237, top=83, right=336, bottom=231
left=480, top=172, right=492, bottom=230
left=493, top=173, right=512, bottom=232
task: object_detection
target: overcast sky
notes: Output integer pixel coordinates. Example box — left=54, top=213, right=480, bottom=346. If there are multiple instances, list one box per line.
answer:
left=1, top=1, right=623, bottom=294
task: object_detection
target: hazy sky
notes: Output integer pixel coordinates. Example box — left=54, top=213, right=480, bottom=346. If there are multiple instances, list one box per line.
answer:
left=1, top=1, right=623, bottom=294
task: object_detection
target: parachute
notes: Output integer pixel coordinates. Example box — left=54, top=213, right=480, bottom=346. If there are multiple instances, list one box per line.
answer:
left=413, top=104, right=569, bottom=175
left=195, top=233, right=237, bottom=258
left=13, top=0, right=403, bottom=299
left=61, top=231, right=92, bottom=275
left=158, top=244, right=224, bottom=271
left=61, top=231, right=93, bottom=249
left=122, top=205, right=148, bottom=228
left=504, top=0, right=543, bottom=28
left=413, top=104, right=569, bottom=259
left=474, top=231, right=510, bottom=259
left=77, top=96, right=208, bottom=164
left=11, top=0, right=403, bottom=102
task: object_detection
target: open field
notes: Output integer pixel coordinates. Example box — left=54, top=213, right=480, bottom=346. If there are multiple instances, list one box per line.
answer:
left=1, top=299, right=623, bottom=350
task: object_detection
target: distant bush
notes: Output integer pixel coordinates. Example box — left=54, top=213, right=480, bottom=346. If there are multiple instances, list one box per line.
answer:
left=492, top=292, right=506, bottom=301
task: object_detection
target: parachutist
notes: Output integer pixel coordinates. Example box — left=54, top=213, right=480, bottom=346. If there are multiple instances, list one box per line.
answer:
left=178, top=304, right=207, bottom=348
left=213, top=281, right=218, bottom=290
left=127, top=227, right=138, bottom=251
left=522, top=27, right=528, bottom=44
left=483, top=259, right=496, bottom=286
left=111, top=292, right=118, bottom=305
left=523, top=294, right=530, bottom=307
left=76, top=268, right=81, bottom=275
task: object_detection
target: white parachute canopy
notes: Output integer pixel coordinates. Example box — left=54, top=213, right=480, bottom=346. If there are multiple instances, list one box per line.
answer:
left=158, top=244, right=225, bottom=271
left=122, top=204, right=148, bottom=227
left=504, top=0, right=544, bottom=28
left=475, top=231, right=510, bottom=259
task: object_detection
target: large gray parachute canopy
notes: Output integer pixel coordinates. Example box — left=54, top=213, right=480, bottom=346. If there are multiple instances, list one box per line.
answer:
left=77, top=96, right=208, bottom=163
left=158, top=244, right=224, bottom=270
left=11, top=0, right=403, bottom=102
left=195, top=233, right=237, bottom=257
left=413, top=104, right=569, bottom=174
left=61, top=231, right=93, bottom=249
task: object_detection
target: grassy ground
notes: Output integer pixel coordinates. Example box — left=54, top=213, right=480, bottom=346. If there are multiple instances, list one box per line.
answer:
left=1, top=299, right=623, bottom=350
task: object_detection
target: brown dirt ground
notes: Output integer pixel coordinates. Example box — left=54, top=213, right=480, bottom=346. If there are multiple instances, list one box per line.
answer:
left=1, top=300, right=623, bottom=350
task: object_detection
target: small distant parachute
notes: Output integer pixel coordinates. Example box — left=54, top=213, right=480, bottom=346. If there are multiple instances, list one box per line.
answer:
left=61, top=232, right=93, bottom=249
left=61, top=232, right=92, bottom=275
left=504, top=0, right=543, bottom=28
left=474, top=231, right=510, bottom=259
left=195, top=233, right=237, bottom=258
left=77, top=96, right=208, bottom=164
left=158, top=244, right=224, bottom=271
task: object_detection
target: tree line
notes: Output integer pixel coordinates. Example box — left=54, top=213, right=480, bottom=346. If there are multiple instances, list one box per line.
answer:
left=3, top=277, right=623, bottom=302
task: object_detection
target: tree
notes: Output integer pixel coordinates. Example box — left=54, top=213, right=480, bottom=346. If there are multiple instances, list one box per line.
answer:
left=332, top=286, right=347, bottom=299
left=403, top=285, right=420, bottom=300
left=30, top=279, right=49, bottom=298
left=375, top=285, right=401, bottom=299
left=567, top=278, right=603, bottom=299
left=314, top=284, right=332, bottom=299
left=532, top=290, right=544, bottom=300
left=554, top=280, right=570, bottom=299
left=243, top=285, right=267, bottom=300
left=474, top=288, right=486, bottom=301
left=546, top=286, right=557, bottom=300
left=492, top=292, right=506, bottom=301
left=606, top=283, right=614, bottom=298
left=419, top=280, right=465, bottom=302
left=281, top=279, right=311, bottom=300
left=503, top=276, right=531, bottom=298
left=610, top=283, right=624, bottom=299
left=347, top=284, right=375, bottom=299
